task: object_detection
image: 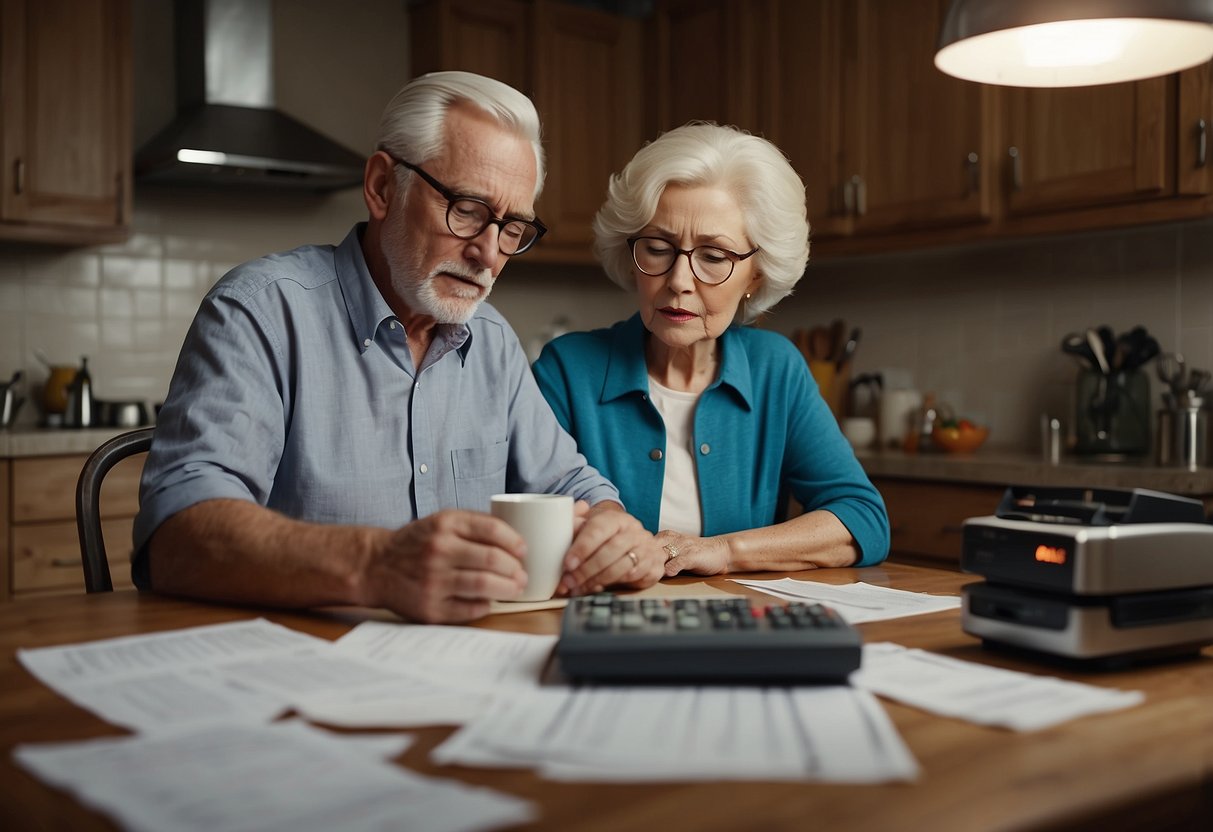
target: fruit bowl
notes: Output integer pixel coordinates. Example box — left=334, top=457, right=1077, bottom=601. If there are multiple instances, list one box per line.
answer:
left=931, top=422, right=989, bottom=454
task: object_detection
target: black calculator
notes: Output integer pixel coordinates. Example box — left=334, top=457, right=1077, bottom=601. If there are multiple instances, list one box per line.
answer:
left=555, top=595, right=862, bottom=684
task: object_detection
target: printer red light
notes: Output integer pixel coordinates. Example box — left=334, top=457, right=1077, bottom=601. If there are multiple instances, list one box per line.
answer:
left=1034, top=545, right=1067, bottom=565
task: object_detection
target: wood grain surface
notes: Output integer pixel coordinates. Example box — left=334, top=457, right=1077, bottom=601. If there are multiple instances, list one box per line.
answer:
left=0, top=563, right=1209, bottom=831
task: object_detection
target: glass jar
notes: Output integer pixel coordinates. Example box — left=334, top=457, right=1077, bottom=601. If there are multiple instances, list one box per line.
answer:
left=1074, top=368, right=1150, bottom=457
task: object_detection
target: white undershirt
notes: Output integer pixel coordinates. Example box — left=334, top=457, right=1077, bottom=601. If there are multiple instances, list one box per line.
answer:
left=647, top=376, right=703, bottom=536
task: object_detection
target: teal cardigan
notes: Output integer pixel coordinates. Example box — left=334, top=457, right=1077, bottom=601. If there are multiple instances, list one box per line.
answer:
left=532, top=314, right=890, bottom=566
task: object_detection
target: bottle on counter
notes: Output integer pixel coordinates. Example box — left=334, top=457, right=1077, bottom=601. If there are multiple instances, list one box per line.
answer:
left=64, top=356, right=95, bottom=429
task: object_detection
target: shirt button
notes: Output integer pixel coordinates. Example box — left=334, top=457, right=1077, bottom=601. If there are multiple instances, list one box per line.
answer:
left=362, top=338, right=372, bottom=348
left=419, top=463, right=428, bottom=474
left=649, top=448, right=663, bottom=461
left=699, top=443, right=711, bottom=455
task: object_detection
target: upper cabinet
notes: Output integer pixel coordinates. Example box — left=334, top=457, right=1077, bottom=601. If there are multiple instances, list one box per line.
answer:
left=655, top=0, right=1213, bottom=255
left=410, top=0, right=643, bottom=262
left=1000, top=79, right=1170, bottom=216
left=835, top=0, right=993, bottom=236
left=1177, top=61, right=1213, bottom=196
left=0, top=0, right=132, bottom=245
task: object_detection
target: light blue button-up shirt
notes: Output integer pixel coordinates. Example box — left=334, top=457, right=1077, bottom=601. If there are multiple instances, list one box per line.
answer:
left=133, top=224, right=618, bottom=585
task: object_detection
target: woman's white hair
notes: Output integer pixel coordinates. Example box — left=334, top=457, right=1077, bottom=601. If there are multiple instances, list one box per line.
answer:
left=376, top=71, right=546, bottom=200
left=593, top=122, right=810, bottom=323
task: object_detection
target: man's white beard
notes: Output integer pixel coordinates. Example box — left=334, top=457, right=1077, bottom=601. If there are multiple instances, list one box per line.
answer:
left=384, top=221, right=494, bottom=325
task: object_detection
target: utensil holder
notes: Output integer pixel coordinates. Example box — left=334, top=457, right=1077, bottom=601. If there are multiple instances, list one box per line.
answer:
left=1074, top=368, right=1150, bottom=457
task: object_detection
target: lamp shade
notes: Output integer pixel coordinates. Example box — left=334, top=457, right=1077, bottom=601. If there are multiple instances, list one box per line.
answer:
left=936, top=0, right=1213, bottom=87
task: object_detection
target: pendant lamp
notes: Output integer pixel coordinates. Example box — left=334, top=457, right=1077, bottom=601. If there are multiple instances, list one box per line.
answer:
left=936, top=0, right=1213, bottom=87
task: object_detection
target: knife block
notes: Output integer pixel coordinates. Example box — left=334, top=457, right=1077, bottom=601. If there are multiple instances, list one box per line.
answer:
left=809, top=360, right=850, bottom=421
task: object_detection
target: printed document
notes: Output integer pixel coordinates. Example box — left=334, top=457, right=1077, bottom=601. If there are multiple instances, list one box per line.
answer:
left=14, top=720, right=534, bottom=832
left=432, top=685, right=919, bottom=783
left=731, top=578, right=961, bottom=623
left=854, top=642, right=1146, bottom=730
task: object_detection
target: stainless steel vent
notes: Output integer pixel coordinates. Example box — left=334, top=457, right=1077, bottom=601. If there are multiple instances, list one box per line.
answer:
left=135, top=0, right=366, bottom=191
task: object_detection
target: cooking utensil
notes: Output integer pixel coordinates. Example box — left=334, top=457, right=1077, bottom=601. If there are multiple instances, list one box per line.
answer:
left=1086, top=329, right=1110, bottom=374
left=1157, top=352, right=1188, bottom=395
left=96, top=399, right=150, bottom=428
left=837, top=327, right=861, bottom=368
left=828, top=318, right=847, bottom=363
left=808, top=326, right=833, bottom=361
left=1, top=370, right=24, bottom=429
left=1061, top=332, right=1097, bottom=370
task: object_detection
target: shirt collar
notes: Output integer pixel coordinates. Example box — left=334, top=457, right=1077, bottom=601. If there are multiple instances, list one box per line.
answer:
left=602, top=313, right=754, bottom=410
left=336, top=223, right=473, bottom=362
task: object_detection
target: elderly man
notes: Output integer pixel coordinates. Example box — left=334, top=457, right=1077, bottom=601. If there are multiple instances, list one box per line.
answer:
left=134, top=71, right=663, bottom=622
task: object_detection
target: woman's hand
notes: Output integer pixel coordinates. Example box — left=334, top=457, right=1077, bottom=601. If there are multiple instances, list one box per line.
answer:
left=656, top=530, right=732, bottom=577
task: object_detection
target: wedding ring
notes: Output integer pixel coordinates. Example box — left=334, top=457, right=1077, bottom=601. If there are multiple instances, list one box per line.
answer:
left=663, top=543, right=680, bottom=561
left=626, top=551, right=639, bottom=568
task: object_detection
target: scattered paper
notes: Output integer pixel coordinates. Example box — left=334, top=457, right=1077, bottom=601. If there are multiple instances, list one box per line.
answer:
left=16, top=619, right=328, bottom=732
left=295, top=623, right=558, bottom=728
left=14, top=720, right=534, bottom=832
left=853, top=642, right=1146, bottom=731
left=731, top=579, right=961, bottom=623
left=432, top=685, right=918, bottom=783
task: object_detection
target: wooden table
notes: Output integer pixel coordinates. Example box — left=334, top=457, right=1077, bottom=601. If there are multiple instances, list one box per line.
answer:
left=0, top=563, right=1209, bottom=831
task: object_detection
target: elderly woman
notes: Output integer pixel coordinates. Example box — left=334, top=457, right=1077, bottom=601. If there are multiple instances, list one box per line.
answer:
left=533, top=123, right=889, bottom=583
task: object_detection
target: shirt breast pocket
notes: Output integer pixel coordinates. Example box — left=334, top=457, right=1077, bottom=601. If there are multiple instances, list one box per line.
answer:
left=451, top=440, right=510, bottom=511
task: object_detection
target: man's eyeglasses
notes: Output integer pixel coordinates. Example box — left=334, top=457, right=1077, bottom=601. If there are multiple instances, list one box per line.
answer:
left=382, top=150, right=547, bottom=256
left=626, top=236, right=759, bottom=285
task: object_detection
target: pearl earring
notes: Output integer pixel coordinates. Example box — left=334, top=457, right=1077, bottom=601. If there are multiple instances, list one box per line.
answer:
left=744, top=292, right=752, bottom=300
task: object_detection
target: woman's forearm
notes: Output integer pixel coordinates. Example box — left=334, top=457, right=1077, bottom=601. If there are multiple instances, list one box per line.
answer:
left=721, top=510, right=858, bottom=572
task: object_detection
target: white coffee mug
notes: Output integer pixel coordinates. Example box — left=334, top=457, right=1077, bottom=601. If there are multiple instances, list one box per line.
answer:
left=490, top=494, right=574, bottom=601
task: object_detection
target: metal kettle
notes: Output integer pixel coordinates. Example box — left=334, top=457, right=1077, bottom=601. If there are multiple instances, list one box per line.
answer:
left=64, top=357, right=95, bottom=428
left=0, top=370, right=24, bottom=429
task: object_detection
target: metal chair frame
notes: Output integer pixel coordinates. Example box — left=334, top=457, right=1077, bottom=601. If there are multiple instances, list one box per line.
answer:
left=75, top=427, right=154, bottom=592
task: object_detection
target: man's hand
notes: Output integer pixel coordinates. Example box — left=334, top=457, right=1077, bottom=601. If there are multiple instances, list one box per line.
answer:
left=364, top=509, right=530, bottom=623
left=559, top=501, right=663, bottom=595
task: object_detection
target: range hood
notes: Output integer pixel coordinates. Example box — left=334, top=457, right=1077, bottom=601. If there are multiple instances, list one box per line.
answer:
left=135, top=0, right=365, bottom=191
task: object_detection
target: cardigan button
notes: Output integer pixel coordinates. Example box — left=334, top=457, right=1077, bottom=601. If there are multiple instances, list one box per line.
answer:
left=699, top=443, right=711, bottom=455
left=649, top=448, right=663, bottom=461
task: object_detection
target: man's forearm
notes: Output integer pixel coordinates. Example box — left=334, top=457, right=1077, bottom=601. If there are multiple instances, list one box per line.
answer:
left=147, top=499, right=385, bottom=608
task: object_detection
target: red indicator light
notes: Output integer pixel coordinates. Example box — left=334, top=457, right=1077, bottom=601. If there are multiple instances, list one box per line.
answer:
left=1035, top=545, right=1066, bottom=565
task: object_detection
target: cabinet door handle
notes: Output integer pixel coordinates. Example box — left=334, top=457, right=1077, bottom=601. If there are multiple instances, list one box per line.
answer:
left=966, top=151, right=980, bottom=195
left=853, top=175, right=867, bottom=216
left=842, top=177, right=855, bottom=215
left=13, top=158, right=25, bottom=195
left=50, top=558, right=81, bottom=569
left=1008, top=147, right=1022, bottom=191
left=1198, top=119, right=1208, bottom=168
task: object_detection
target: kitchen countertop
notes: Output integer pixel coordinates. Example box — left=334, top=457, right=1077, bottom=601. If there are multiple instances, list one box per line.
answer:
left=0, top=426, right=145, bottom=458
left=857, top=447, right=1213, bottom=495
left=8, top=429, right=1213, bottom=496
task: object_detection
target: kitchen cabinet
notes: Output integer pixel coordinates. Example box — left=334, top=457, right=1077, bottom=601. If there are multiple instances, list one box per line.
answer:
left=873, top=477, right=1004, bottom=569
left=656, top=0, right=993, bottom=239
left=652, top=0, right=766, bottom=137
left=3, top=452, right=143, bottom=599
left=654, top=0, right=1213, bottom=254
left=1000, top=80, right=1170, bottom=217
left=1178, top=62, right=1213, bottom=196
left=0, top=0, right=132, bottom=245
left=838, top=0, right=993, bottom=236
left=409, top=0, right=644, bottom=262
